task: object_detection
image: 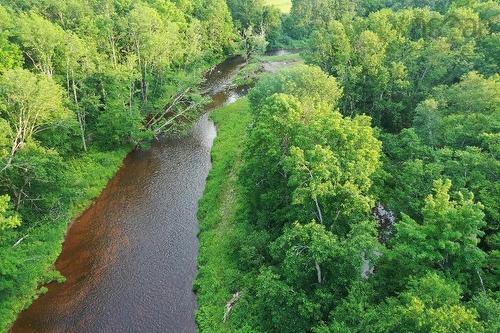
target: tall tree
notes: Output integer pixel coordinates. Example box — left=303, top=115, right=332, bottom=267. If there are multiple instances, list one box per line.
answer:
left=0, top=68, right=72, bottom=169
left=15, top=12, right=65, bottom=77
left=378, top=179, right=487, bottom=294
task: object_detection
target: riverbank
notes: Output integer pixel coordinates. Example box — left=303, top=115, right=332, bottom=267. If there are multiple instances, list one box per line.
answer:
left=8, top=55, right=245, bottom=333
left=233, top=53, right=302, bottom=87
left=1, top=149, right=128, bottom=332
left=7, top=51, right=299, bottom=332
left=195, top=99, right=252, bottom=332
left=195, top=52, right=304, bottom=332
left=2, top=64, right=222, bottom=332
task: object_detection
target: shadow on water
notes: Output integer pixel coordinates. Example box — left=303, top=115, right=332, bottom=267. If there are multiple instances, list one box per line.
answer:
left=11, top=56, right=246, bottom=333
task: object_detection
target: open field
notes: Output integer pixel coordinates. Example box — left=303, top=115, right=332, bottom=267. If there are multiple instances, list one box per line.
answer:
left=266, top=0, right=292, bottom=12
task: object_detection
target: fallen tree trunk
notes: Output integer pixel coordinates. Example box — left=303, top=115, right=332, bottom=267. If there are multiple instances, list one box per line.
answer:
left=223, top=291, right=241, bottom=323
left=13, top=234, right=29, bottom=247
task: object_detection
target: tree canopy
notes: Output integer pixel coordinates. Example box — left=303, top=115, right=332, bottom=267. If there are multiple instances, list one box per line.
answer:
left=197, top=1, right=500, bottom=333
left=1, top=0, right=499, bottom=332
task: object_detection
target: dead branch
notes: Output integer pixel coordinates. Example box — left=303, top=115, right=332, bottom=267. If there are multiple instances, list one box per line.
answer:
left=153, top=102, right=200, bottom=137
left=223, top=291, right=241, bottom=323
left=13, top=234, right=29, bottom=247
left=145, top=88, right=191, bottom=129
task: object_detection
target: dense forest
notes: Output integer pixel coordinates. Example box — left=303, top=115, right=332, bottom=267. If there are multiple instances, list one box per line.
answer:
left=0, top=0, right=498, bottom=332
left=197, top=0, right=499, bottom=333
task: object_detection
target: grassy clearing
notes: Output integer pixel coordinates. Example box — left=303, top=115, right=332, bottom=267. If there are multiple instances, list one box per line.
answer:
left=195, top=98, right=252, bottom=332
left=233, top=62, right=263, bottom=87
left=266, top=0, right=292, bottom=12
left=234, top=53, right=303, bottom=87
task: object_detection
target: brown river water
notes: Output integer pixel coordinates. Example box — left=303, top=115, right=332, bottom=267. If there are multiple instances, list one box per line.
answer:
left=11, top=56, right=246, bottom=333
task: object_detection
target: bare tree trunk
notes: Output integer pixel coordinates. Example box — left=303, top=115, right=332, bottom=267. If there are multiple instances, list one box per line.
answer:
left=153, top=102, right=198, bottom=136
left=3, top=116, right=28, bottom=172
left=313, top=196, right=324, bottom=224
left=477, top=269, right=486, bottom=293
left=71, top=72, right=87, bottom=152
left=143, top=62, right=148, bottom=104
left=109, top=34, right=117, bottom=68
left=77, top=112, right=87, bottom=152
left=306, top=168, right=324, bottom=224
left=223, top=291, right=241, bottom=323
left=13, top=234, right=29, bottom=247
left=135, top=41, right=147, bottom=105
left=315, top=260, right=322, bottom=284
left=129, top=81, right=134, bottom=114
left=146, top=88, right=191, bottom=129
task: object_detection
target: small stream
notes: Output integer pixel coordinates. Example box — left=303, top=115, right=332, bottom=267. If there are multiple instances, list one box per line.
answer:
left=11, top=50, right=297, bottom=333
left=11, top=56, right=246, bottom=333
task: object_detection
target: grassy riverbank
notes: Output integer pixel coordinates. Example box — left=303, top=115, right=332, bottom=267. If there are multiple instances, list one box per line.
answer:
left=1, top=149, right=128, bottom=332
left=233, top=53, right=302, bottom=87
left=195, top=99, right=252, bottom=332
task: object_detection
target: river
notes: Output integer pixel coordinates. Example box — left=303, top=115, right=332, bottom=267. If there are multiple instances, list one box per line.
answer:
left=11, top=56, right=246, bottom=333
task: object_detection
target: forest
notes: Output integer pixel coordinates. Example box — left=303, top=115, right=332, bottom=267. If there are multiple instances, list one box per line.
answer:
left=0, top=0, right=498, bottom=332
left=197, top=0, right=499, bottom=333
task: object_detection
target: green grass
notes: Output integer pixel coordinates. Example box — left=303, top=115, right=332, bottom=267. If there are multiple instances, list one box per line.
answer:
left=266, top=0, right=292, bottom=13
left=258, top=53, right=302, bottom=62
left=233, top=53, right=302, bottom=88
left=233, top=62, right=263, bottom=87
left=195, top=98, right=252, bottom=332
left=0, top=149, right=128, bottom=333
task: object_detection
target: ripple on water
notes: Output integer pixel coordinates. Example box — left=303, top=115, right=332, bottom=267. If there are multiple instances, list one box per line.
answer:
left=11, top=56, right=244, bottom=333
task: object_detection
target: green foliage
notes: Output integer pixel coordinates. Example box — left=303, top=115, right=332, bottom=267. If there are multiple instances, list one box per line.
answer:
left=266, top=0, right=291, bottom=13
left=359, top=0, right=457, bottom=15
left=377, top=179, right=487, bottom=295
left=227, top=0, right=266, bottom=29
left=373, top=79, right=499, bottom=317
left=252, top=266, right=320, bottom=332
left=248, top=64, right=343, bottom=111
left=0, top=68, right=72, bottom=166
left=197, top=2, right=499, bottom=332
left=243, top=65, right=381, bottom=236
left=0, top=0, right=239, bottom=331
left=414, top=72, right=499, bottom=149
left=195, top=99, right=253, bottom=333
left=376, top=73, right=499, bottom=284
left=212, top=64, right=382, bottom=332
left=270, top=222, right=340, bottom=289
left=285, top=0, right=357, bottom=39
left=303, top=4, right=498, bottom=132
left=371, top=273, right=484, bottom=333
left=241, top=25, right=269, bottom=60
left=0, top=34, right=22, bottom=73
left=0, top=195, right=20, bottom=230
left=15, top=11, right=65, bottom=77
left=227, top=0, right=287, bottom=50
left=0, top=143, right=68, bottom=220
left=0, top=0, right=497, bottom=332
left=470, top=292, right=500, bottom=333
